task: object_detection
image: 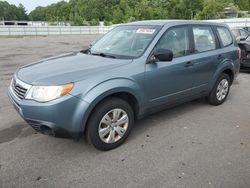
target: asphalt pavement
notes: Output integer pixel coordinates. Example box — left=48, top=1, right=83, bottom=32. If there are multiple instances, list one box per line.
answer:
left=0, top=35, right=250, bottom=188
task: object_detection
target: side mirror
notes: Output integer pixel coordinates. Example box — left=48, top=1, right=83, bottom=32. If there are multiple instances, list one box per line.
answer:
left=148, top=49, right=173, bottom=63
left=81, top=39, right=98, bottom=54
left=236, top=36, right=246, bottom=43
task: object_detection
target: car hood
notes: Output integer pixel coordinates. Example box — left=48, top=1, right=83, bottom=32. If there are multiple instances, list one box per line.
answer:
left=17, top=52, right=132, bottom=85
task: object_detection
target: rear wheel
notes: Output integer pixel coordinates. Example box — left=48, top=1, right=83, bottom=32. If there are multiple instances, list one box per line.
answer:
left=207, top=73, right=231, bottom=106
left=86, top=97, right=134, bottom=150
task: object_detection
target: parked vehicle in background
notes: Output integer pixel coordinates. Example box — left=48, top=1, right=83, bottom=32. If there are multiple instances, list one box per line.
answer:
left=231, top=28, right=250, bottom=69
left=243, top=27, right=250, bottom=32
left=8, top=20, right=240, bottom=150
left=231, top=28, right=250, bottom=40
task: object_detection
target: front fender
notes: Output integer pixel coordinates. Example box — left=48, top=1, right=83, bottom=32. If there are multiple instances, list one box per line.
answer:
left=84, top=78, right=144, bottom=107
left=72, top=78, right=145, bottom=132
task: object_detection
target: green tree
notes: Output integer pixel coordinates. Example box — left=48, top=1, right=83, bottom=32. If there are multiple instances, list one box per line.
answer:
left=23, top=0, right=250, bottom=25
left=0, top=1, right=28, bottom=21
left=29, top=7, right=46, bottom=21
left=233, top=0, right=250, bottom=10
left=17, top=3, right=28, bottom=20
left=195, top=0, right=234, bottom=19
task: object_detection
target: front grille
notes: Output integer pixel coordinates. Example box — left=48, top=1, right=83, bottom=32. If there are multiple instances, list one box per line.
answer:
left=13, top=84, right=27, bottom=99
left=11, top=77, right=30, bottom=100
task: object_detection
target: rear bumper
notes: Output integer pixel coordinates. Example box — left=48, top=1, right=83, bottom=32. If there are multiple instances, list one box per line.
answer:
left=8, top=86, right=90, bottom=139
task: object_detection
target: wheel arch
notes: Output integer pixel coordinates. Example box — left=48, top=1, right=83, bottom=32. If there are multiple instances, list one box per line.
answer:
left=222, top=69, right=234, bottom=85
left=79, top=79, right=145, bottom=133
left=209, top=61, right=235, bottom=91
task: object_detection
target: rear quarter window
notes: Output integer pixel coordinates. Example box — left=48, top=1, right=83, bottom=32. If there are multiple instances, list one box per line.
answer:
left=217, top=27, right=233, bottom=47
left=231, top=29, right=240, bottom=37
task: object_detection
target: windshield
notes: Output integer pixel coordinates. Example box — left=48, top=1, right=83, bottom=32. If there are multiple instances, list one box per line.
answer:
left=90, top=25, right=161, bottom=59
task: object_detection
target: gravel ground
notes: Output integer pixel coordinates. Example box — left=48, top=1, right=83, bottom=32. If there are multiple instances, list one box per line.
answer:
left=0, top=35, right=250, bottom=188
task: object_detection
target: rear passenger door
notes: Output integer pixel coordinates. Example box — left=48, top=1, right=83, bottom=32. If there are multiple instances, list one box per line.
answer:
left=190, top=25, right=221, bottom=94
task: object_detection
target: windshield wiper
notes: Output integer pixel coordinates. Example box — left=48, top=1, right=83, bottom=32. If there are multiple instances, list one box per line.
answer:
left=80, top=48, right=91, bottom=54
left=91, top=52, right=117, bottom=59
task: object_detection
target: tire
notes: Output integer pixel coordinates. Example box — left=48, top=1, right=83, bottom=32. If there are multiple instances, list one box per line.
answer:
left=86, top=97, right=134, bottom=151
left=207, top=73, right=231, bottom=106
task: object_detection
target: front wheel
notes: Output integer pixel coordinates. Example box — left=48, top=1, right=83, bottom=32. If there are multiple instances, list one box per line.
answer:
left=86, top=97, right=134, bottom=150
left=207, top=73, right=231, bottom=106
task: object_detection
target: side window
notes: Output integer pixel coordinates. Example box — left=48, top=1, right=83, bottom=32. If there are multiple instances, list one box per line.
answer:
left=193, top=26, right=216, bottom=53
left=217, top=27, right=233, bottom=47
left=155, top=26, right=189, bottom=58
left=231, top=29, right=240, bottom=38
left=239, top=29, right=249, bottom=38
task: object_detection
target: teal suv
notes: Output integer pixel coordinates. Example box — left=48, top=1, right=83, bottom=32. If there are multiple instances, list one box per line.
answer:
left=8, top=20, right=240, bottom=150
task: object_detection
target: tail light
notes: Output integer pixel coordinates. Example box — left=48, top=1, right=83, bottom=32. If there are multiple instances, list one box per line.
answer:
left=237, top=47, right=241, bottom=59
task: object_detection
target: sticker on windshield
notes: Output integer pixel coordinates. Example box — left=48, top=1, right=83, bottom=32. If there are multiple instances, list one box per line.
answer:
left=136, top=28, right=155, bottom=34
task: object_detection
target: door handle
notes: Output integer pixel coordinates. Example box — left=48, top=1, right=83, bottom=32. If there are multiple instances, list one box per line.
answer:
left=217, top=54, right=223, bottom=59
left=184, top=61, right=194, bottom=67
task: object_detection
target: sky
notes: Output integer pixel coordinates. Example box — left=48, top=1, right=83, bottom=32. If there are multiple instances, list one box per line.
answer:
left=6, top=0, right=66, bottom=13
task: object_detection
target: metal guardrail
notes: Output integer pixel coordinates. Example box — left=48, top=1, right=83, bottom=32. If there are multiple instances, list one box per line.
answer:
left=207, top=18, right=250, bottom=27
left=0, top=26, right=113, bottom=36
left=1, top=18, right=250, bottom=36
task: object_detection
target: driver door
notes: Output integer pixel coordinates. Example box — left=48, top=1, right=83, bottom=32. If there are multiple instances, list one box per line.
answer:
left=145, top=25, right=195, bottom=108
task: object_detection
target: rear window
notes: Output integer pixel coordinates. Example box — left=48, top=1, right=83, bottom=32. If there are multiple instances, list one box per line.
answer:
left=217, top=27, right=233, bottom=47
left=231, top=29, right=240, bottom=37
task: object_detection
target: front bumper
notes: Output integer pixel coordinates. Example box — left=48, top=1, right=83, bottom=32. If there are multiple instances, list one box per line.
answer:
left=8, top=86, right=90, bottom=139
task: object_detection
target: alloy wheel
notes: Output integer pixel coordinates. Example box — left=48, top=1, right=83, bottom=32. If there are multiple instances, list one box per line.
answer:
left=98, top=108, right=129, bottom=143
left=216, top=79, right=229, bottom=101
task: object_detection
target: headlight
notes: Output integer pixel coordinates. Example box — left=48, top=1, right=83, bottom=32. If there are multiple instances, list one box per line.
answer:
left=26, top=83, right=74, bottom=102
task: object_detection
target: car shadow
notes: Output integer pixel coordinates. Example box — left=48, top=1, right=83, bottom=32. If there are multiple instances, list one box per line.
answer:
left=0, top=122, right=26, bottom=144
left=2, top=98, right=211, bottom=155
left=128, top=98, right=208, bottom=141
